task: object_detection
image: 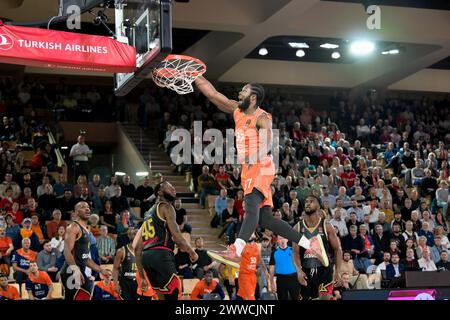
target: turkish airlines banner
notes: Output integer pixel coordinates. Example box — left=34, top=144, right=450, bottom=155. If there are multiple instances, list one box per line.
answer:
left=0, top=22, right=136, bottom=73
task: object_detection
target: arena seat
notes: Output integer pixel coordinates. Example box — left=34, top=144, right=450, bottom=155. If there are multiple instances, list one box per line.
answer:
left=51, top=282, right=64, bottom=299
left=21, top=283, right=29, bottom=299
left=182, top=278, right=199, bottom=297
left=207, top=195, right=218, bottom=216
left=6, top=140, right=16, bottom=150
left=130, top=206, right=141, bottom=219
left=49, top=171, right=60, bottom=181
left=21, top=150, right=35, bottom=161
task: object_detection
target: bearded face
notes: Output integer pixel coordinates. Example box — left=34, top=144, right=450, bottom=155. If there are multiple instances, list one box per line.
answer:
left=238, top=95, right=252, bottom=111
left=163, top=190, right=176, bottom=203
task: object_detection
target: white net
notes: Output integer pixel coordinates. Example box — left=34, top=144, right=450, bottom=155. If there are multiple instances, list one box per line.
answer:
left=152, top=55, right=206, bottom=95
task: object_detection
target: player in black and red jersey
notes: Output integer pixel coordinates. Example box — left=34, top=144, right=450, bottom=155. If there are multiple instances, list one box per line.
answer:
left=135, top=181, right=198, bottom=300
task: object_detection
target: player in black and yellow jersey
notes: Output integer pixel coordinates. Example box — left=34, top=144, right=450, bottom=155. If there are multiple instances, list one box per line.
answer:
left=61, top=201, right=111, bottom=300
left=292, top=195, right=343, bottom=300
left=113, top=227, right=139, bottom=300
left=135, top=181, right=198, bottom=300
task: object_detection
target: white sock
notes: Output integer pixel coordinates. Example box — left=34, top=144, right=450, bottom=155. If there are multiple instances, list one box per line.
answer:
left=298, top=235, right=310, bottom=250
left=234, top=238, right=246, bottom=257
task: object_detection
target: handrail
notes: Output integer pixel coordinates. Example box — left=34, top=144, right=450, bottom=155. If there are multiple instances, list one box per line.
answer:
left=48, top=130, right=66, bottom=169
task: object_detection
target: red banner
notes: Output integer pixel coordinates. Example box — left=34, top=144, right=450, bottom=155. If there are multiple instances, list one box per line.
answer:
left=0, top=22, right=136, bottom=73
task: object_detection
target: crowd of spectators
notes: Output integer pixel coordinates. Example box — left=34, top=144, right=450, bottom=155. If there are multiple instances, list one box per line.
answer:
left=1, top=75, right=450, bottom=299
left=156, top=85, right=450, bottom=297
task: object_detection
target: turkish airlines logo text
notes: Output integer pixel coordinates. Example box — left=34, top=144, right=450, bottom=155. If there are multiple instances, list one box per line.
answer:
left=0, top=34, right=14, bottom=50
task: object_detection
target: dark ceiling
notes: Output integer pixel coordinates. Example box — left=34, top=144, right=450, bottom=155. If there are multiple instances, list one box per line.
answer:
left=246, top=36, right=399, bottom=64
left=429, top=56, right=450, bottom=70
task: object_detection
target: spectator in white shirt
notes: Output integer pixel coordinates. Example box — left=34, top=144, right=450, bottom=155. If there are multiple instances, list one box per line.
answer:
left=363, top=200, right=380, bottom=224
left=370, top=252, right=391, bottom=289
left=50, top=225, right=65, bottom=253
left=420, top=211, right=435, bottom=231
left=418, top=248, right=437, bottom=271
left=330, top=208, right=349, bottom=237
left=69, top=135, right=91, bottom=182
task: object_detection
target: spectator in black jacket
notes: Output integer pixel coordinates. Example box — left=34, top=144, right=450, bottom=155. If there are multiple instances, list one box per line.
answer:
left=342, top=225, right=372, bottom=272
left=373, top=226, right=389, bottom=260
left=401, top=248, right=420, bottom=271
left=135, top=176, right=154, bottom=214
left=110, top=186, right=130, bottom=214
left=120, top=175, right=136, bottom=206
left=436, top=250, right=450, bottom=271
left=58, top=189, right=77, bottom=220
left=193, top=237, right=217, bottom=279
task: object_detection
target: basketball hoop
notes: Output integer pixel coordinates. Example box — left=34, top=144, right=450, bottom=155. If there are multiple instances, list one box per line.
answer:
left=152, top=54, right=206, bottom=95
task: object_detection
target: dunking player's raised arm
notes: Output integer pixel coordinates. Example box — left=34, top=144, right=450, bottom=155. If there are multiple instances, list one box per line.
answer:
left=195, top=76, right=238, bottom=114
left=160, top=203, right=198, bottom=262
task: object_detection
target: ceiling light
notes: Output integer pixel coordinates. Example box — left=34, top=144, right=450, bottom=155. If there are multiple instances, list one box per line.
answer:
left=381, top=49, right=400, bottom=55
left=288, top=42, right=309, bottom=49
left=115, top=171, right=126, bottom=176
left=136, top=171, right=149, bottom=177
left=296, top=49, right=305, bottom=58
left=350, top=40, right=375, bottom=56
left=61, top=146, right=68, bottom=150
left=320, top=43, right=339, bottom=49
left=331, top=51, right=341, bottom=59
left=258, top=47, right=268, bottom=56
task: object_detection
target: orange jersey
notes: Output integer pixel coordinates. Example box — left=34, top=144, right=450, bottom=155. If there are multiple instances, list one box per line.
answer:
left=235, top=107, right=275, bottom=207
left=237, top=242, right=260, bottom=300
left=93, top=281, right=121, bottom=300
left=31, top=225, right=44, bottom=241
left=234, top=107, right=272, bottom=163
left=28, top=271, right=52, bottom=286
left=239, top=242, right=260, bottom=275
left=0, top=236, right=12, bottom=255
left=0, top=285, right=20, bottom=300
left=190, top=280, right=221, bottom=300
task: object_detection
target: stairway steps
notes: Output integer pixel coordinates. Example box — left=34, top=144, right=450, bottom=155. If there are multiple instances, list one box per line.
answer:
left=178, top=198, right=199, bottom=204
left=176, top=192, right=195, bottom=197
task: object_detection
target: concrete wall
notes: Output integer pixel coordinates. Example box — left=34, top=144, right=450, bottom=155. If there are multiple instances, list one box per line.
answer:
left=59, top=122, right=148, bottom=184
left=114, top=125, right=149, bottom=185
left=59, top=122, right=118, bottom=144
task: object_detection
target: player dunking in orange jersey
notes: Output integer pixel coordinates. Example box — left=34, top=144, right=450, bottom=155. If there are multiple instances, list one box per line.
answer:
left=195, top=77, right=314, bottom=262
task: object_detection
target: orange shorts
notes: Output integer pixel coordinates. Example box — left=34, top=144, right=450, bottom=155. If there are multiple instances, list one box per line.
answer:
left=241, top=156, right=275, bottom=208
left=237, top=273, right=257, bottom=300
